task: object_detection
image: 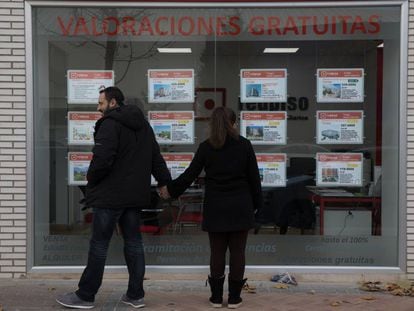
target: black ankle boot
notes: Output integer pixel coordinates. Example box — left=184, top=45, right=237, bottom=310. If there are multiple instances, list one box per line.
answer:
left=208, top=275, right=225, bottom=308
left=228, top=278, right=247, bottom=309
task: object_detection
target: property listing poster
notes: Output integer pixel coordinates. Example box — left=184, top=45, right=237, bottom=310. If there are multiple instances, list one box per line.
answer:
left=148, top=69, right=194, bottom=103
left=240, top=69, right=287, bottom=103
left=256, top=153, right=287, bottom=187
left=151, top=153, right=193, bottom=185
left=68, top=152, right=92, bottom=186
left=316, top=68, right=364, bottom=103
left=240, top=111, right=287, bottom=145
left=67, top=112, right=101, bottom=145
left=149, top=111, right=194, bottom=144
left=67, top=70, right=114, bottom=104
left=316, top=153, right=363, bottom=187
left=316, top=111, right=364, bottom=144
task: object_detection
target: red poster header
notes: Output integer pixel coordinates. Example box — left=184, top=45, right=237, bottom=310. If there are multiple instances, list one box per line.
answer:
left=242, top=70, right=286, bottom=78
left=318, top=153, right=362, bottom=162
left=150, top=112, right=193, bottom=120
left=69, top=112, right=102, bottom=121
left=162, top=153, right=193, bottom=162
left=318, top=69, right=363, bottom=78
left=69, top=71, right=113, bottom=79
left=149, top=70, right=193, bottom=78
left=242, top=112, right=286, bottom=120
left=318, top=111, right=362, bottom=119
left=256, top=154, right=286, bottom=162
left=69, top=153, right=93, bottom=161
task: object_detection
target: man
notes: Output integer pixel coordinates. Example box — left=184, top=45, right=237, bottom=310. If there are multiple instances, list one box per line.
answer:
left=56, top=87, right=171, bottom=309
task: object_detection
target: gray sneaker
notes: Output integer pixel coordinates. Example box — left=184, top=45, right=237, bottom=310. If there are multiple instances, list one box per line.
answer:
left=56, top=292, right=95, bottom=309
left=121, top=294, right=145, bottom=308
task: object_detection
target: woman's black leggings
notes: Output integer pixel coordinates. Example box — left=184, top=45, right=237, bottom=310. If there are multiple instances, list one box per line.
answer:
left=208, top=231, right=249, bottom=281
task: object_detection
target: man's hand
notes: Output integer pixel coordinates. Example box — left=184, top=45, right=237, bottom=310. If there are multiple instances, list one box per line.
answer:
left=157, top=185, right=170, bottom=199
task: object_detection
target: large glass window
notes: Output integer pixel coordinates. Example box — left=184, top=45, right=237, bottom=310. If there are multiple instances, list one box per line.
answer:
left=33, top=5, right=401, bottom=266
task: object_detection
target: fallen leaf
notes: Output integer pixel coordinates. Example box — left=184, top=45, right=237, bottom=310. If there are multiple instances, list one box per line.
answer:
left=330, top=301, right=342, bottom=307
left=48, top=287, right=56, bottom=291
left=242, top=283, right=256, bottom=293
left=385, top=283, right=399, bottom=291
left=308, top=290, right=316, bottom=295
left=360, top=296, right=376, bottom=301
left=273, top=283, right=289, bottom=289
left=359, top=281, right=382, bottom=291
left=391, top=289, right=406, bottom=296
left=243, top=283, right=256, bottom=291
left=396, top=280, right=413, bottom=290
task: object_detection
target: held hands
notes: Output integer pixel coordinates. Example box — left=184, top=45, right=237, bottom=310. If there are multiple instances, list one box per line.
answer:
left=157, top=185, right=171, bottom=200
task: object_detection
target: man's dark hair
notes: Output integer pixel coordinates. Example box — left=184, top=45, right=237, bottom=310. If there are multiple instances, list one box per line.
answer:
left=100, top=86, right=125, bottom=106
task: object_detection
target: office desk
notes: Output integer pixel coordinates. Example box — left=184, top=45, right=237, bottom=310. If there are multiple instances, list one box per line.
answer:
left=308, top=189, right=381, bottom=235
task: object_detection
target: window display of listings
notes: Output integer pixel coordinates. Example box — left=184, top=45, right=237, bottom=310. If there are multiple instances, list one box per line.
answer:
left=256, top=153, right=287, bottom=187
left=31, top=3, right=403, bottom=269
left=148, top=111, right=194, bottom=144
left=67, top=112, right=101, bottom=145
left=316, top=68, right=364, bottom=103
left=316, top=153, right=363, bottom=187
left=240, top=111, right=287, bottom=145
left=148, top=69, right=194, bottom=103
left=240, top=69, right=287, bottom=103
left=316, top=111, right=364, bottom=144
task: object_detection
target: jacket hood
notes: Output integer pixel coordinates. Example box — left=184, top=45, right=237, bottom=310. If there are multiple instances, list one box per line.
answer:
left=104, top=105, right=145, bottom=131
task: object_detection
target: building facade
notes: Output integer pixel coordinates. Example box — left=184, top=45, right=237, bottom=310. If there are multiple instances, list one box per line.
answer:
left=0, top=0, right=412, bottom=279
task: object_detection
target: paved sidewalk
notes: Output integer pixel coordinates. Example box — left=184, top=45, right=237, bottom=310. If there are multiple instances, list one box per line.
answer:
left=0, top=277, right=414, bottom=310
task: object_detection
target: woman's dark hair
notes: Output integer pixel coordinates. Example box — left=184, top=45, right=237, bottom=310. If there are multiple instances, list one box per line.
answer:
left=100, top=86, right=125, bottom=106
left=208, top=107, right=238, bottom=149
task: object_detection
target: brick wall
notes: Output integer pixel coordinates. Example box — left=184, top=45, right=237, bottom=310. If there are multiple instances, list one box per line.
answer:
left=0, top=0, right=26, bottom=278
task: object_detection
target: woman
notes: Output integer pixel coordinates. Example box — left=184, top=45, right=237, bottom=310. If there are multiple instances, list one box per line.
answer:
left=161, top=107, right=263, bottom=309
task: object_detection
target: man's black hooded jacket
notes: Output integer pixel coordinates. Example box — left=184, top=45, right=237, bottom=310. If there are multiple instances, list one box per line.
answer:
left=85, top=104, right=171, bottom=209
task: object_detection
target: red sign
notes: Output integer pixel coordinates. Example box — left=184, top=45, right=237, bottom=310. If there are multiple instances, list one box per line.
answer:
left=242, top=112, right=286, bottom=120
left=162, top=153, right=193, bottom=162
left=69, top=153, right=93, bottom=161
left=318, top=153, right=362, bottom=162
left=69, top=71, right=113, bottom=79
left=318, top=69, right=363, bottom=78
left=149, top=112, right=193, bottom=120
left=57, top=14, right=381, bottom=37
left=149, top=70, right=193, bottom=78
left=242, top=70, right=286, bottom=78
left=69, top=112, right=102, bottom=121
left=256, top=154, right=286, bottom=162
left=318, top=111, right=362, bottom=119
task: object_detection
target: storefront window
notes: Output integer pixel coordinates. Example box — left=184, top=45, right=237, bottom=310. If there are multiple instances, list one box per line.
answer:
left=32, top=5, right=401, bottom=266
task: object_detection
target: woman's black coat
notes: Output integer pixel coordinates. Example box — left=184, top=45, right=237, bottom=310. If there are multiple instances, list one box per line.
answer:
left=167, top=135, right=263, bottom=232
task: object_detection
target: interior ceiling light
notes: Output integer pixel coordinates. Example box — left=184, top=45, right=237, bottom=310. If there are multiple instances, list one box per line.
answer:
left=377, top=43, right=384, bottom=48
left=263, top=48, right=299, bottom=53
left=157, top=48, right=192, bottom=53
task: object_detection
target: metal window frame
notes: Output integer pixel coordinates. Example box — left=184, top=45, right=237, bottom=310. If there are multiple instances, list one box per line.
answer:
left=25, top=0, right=408, bottom=275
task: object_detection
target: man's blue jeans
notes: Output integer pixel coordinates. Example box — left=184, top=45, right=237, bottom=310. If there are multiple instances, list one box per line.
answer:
left=76, top=207, right=145, bottom=302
